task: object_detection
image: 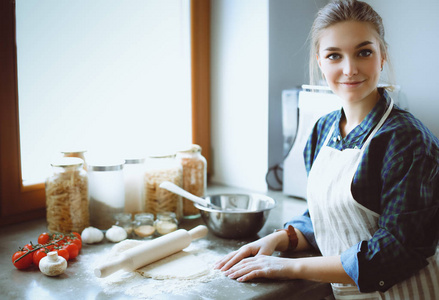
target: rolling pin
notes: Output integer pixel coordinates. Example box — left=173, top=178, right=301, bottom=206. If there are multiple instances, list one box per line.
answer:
left=94, top=225, right=208, bottom=278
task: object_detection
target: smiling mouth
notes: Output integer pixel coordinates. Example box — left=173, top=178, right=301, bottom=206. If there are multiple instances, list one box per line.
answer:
left=339, top=80, right=365, bottom=87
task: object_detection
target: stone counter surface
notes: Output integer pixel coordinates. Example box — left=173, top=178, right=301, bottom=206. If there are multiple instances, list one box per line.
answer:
left=1, top=185, right=332, bottom=299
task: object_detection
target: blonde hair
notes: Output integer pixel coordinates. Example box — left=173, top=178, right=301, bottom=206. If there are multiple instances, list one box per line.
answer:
left=309, top=0, right=395, bottom=88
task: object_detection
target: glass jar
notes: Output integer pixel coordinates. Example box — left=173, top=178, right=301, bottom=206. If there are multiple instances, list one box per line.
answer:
left=114, top=212, right=133, bottom=236
left=61, top=150, right=87, bottom=171
left=45, top=157, right=89, bottom=233
left=133, top=213, right=155, bottom=239
left=176, top=144, right=206, bottom=219
left=143, top=154, right=183, bottom=220
left=88, top=160, right=125, bottom=230
left=154, top=212, right=178, bottom=236
left=123, top=158, right=145, bottom=214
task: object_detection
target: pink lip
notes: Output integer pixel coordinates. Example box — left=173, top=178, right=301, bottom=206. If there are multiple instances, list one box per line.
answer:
left=339, top=80, right=365, bottom=87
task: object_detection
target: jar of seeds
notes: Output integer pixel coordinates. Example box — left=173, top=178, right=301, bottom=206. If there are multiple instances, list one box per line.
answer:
left=176, top=144, right=206, bottom=219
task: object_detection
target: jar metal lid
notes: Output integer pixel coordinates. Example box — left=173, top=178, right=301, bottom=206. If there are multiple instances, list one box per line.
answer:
left=148, top=154, right=175, bottom=159
left=87, top=160, right=125, bottom=171
left=124, top=158, right=145, bottom=164
left=157, top=211, right=177, bottom=219
left=134, top=213, right=155, bottom=220
left=177, top=144, right=201, bottom=153
left=51, top=157, right=84, bottom=167
left=60, top=149, right=87, bottom=154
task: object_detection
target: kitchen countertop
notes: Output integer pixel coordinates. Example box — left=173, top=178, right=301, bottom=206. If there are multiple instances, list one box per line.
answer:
left=0, top=185, right=332, bottom=300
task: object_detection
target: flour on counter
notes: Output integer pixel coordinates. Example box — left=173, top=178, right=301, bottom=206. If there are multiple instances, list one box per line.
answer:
left=80, top=239, right=227, bottom=299
left=137, top=250, right=210, bottom=280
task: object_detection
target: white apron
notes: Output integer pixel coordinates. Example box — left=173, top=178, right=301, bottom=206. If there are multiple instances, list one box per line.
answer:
left=306, top=98, right=439, bottom=300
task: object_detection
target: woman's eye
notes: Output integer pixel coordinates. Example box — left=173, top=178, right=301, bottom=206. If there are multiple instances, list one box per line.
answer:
left=358, top=49, right=373, bottom=57
left=327, top=53, right=341, bottom=60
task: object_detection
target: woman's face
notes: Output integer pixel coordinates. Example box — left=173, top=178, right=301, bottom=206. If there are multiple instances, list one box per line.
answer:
left=317, top=21, right=383, bottom=105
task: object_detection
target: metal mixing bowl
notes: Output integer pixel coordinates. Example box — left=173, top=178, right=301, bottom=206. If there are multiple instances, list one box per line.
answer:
left=194, top=193, right=276, bottom=239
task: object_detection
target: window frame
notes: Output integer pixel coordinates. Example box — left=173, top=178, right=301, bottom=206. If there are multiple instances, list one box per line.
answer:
left=0, top=0, right=211, bottom=226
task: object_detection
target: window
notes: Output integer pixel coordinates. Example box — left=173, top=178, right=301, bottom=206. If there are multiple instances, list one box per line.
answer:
left=0, top=0, right=210, bottom=225
left=17, top=0, right=192, bottom=184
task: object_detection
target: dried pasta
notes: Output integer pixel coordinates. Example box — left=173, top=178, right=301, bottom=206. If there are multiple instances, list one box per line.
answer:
left=143, top=167, right=183, bottom=220
left=45, top=169, right=89, bottom=233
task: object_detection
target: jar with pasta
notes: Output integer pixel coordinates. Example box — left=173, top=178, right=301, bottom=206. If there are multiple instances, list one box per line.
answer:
left=88, top=160, right=125, bottom=230
left=45, top=157, right=89, bottom=233
left=143, top=154, right=183, bottom=221
left=176, top=145, right=206, bottom=219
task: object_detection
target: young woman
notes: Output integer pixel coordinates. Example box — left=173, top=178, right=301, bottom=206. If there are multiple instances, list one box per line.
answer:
left=214, top=1, right=439, bottom=299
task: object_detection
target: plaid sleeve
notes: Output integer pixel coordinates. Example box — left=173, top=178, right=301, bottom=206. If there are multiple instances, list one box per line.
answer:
left=353, top=135, right=439, bottom=292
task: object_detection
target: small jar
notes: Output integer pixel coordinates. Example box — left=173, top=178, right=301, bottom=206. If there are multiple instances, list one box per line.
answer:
left=45, top=157, right=89, bottom=233
left=123, top=158, right=145, bottom=214
left=154, top=212, right=178, bottom=236
left=114, top=212, right=133, bottom=236
left=133, top=213, right=155, bottom=239
left=88, top=160, right=125, bottom=230
left=143, top=154, right=183, bottom=220
left=176, top=145, right=207, bottom=219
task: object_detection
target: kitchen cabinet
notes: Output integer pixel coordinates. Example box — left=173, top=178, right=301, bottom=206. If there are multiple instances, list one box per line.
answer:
left=1, top=185, right=332, bottom=299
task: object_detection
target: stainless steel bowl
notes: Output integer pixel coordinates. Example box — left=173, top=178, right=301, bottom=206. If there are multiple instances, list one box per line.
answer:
left=194, top=193, right=276, bottom=239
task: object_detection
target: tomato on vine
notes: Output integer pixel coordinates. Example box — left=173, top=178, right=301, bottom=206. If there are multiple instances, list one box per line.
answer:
left=62, top=243, right=79, bottom=260
left=37, top=232, right=51, bottom=245
left=12, top=230, right=84, bottom=270
left=32, top=248, right=48, bottom=267
left=67, top=235, right=82, bottom=251
left=56, top=248, right=69, bottom=261
left=12, top=250, right=33, bottom=269
left=23, top=242, right=35, bottom=251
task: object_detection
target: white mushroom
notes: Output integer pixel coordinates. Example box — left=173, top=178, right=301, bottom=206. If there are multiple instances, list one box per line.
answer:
left=39, top=251, right=67, bottom=276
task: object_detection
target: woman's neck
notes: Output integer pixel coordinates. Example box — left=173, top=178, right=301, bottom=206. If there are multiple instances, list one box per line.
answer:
left=339, top=89, right=380, bottom=138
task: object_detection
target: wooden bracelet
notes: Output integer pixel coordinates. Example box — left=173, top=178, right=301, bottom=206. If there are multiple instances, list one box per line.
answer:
left=275, top=225, right=298, bottom=250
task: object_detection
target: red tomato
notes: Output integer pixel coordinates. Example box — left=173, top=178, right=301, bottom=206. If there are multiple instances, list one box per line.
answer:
left=45, top=244, right=55, bottom=251
left=32, top=248, right=48, bottom=267
left=67, top=236, right=82, bottom=251
left=56, top=248, right=69, bottom=261
left=23, top=242, right=34, bottom=251
left=12, top=250, right=33, bottom=270
left=62, top=243, right=79, bottom=260
left=38, top=232, right=50, bottom=245
left=56, top=239, right=66, bottom=247
left=72, top=232, right=81, bottom=242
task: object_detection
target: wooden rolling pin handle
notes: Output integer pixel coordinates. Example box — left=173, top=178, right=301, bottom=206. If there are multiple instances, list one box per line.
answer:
left=188, top=225, right=208, bottom=241
left=94, top=255, right=132, bottom=278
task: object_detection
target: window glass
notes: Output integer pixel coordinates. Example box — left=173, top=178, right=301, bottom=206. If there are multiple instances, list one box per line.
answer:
left=16, top=0, right=192, bottom=184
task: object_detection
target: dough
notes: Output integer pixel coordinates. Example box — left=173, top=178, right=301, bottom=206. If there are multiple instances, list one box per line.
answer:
left=107, top=239, right=210, bottom=280
left=137, top=250, right=209, bottom=280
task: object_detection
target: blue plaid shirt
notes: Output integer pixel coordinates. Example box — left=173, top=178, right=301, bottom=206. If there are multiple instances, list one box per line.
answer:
left=286, top=89, right=439, bottom=293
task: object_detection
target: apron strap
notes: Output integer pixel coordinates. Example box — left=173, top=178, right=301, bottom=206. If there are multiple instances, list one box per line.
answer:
left=322, top=97, right=394, bottom=150
left=360, top=98, right=394, bottom=151
left=323, top=123, right=336, bottom=147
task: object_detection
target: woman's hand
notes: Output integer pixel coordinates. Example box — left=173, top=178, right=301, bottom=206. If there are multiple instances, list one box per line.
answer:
left=214, top=232, right=287, bottom=272
left=223, top=255, right=296, bottom=282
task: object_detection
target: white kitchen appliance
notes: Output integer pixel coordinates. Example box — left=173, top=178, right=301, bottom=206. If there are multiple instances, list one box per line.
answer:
left=282, top=86, right=342, bottom=199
